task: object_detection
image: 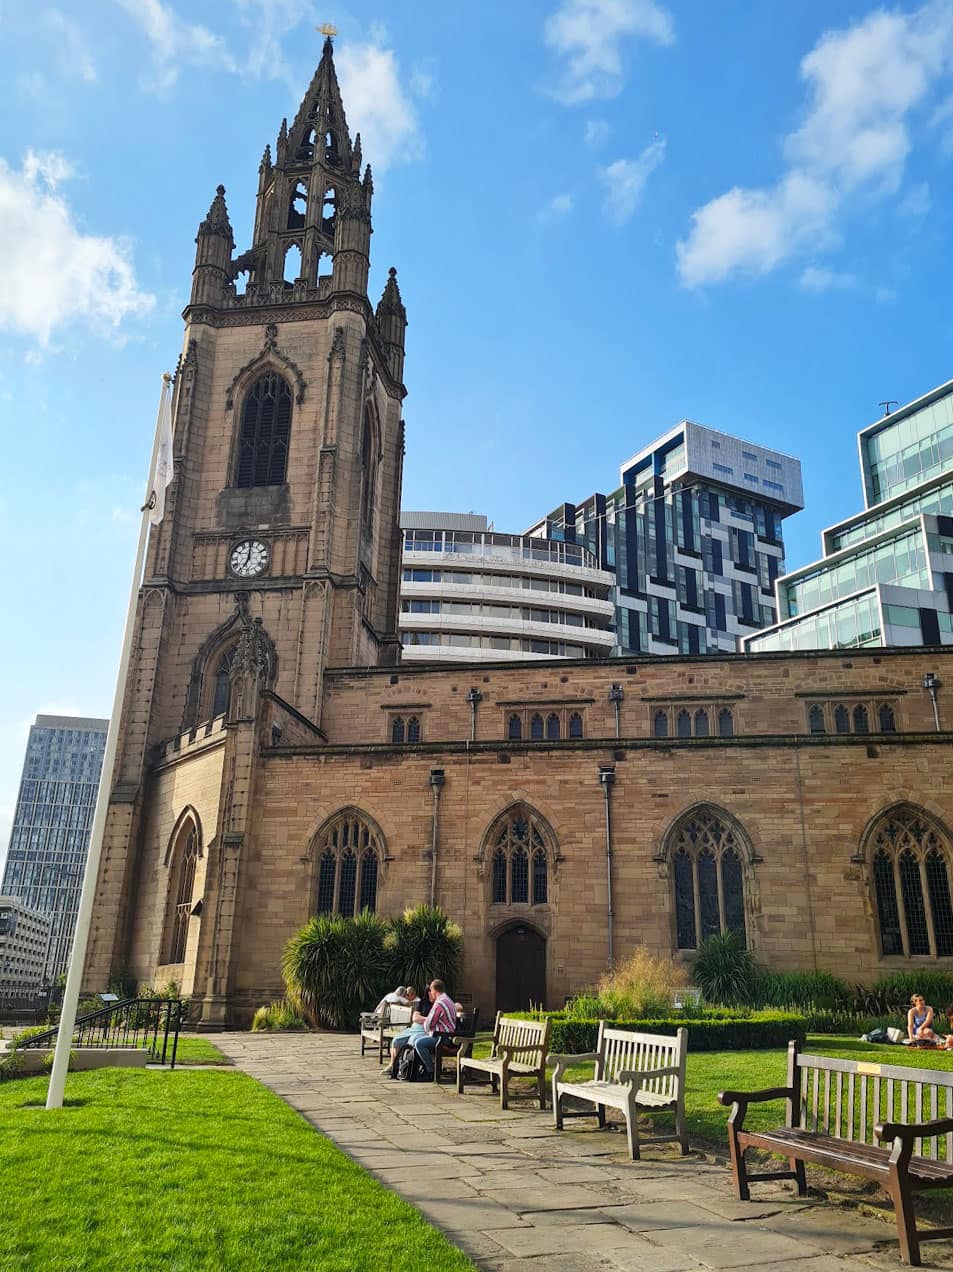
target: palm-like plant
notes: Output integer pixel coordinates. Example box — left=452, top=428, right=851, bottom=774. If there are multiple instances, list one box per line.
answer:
left=691, top=931, right=759, bottom=1006
left=282, top=910, right=389, bottom=1029
left=386, top=905, right=462, bottom=997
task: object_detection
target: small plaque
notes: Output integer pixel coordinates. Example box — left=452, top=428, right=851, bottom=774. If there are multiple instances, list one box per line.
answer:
left=856, top=1062, right=881, bottom=1076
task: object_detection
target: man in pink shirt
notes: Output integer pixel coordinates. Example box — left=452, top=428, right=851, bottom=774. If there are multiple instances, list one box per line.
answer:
left=412, top=978, right=457, bottom=1078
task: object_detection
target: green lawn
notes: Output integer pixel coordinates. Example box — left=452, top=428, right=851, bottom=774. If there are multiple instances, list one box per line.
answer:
left=172, top=1035, right=232, bottom=1065
left=0, top=1069, right=474, bottom=1272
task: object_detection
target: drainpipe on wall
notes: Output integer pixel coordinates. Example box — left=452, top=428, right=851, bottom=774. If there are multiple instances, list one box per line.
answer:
left=466, top=687, right=482, bottom=742
left=429, top=768, right=445, bottom=907
left=923, top=672, right=942, bottom=732
left=599, top=765, right=616, bottom=968
left=609, top=683, right=624, bottom=740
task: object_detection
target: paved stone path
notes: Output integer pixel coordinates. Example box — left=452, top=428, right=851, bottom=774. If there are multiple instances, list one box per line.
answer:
left=216, top=1032, right=949, bottom=1271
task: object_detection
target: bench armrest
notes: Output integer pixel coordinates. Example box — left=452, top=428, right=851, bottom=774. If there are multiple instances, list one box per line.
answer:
left=618, top=1064, right=680, bottom=1087
left=718, top=1086, right=794, bottom=1130
left=359, top=1013, right=379, bottom=1026
left=548, top=1050, right=598, bottom=1082
left=876, top=1117, right=953, bottom=1144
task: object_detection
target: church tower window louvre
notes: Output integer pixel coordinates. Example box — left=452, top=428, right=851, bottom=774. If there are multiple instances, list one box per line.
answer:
left=313, top=812, right=383, bottom=916
left=667, top=807, right=749, bottom=950
left=235, top=373, right=292, bottom=488
left=867, top=806, right=953, bottom=958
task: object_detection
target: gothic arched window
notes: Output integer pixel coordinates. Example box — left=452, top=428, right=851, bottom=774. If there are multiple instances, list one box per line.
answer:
left=653, top=710, right=669, bottom=739
left=359, top=407, right=377, bottom=540
left=486, top=806, right=553, bottom=906
left=808, top=704, right=826, bottom=735
left=507, top=713, right=522, bottom=740
left=878, top=703, right=897, bottom=733
left=569, top=712, right=583, bottom=739
left=530, top=713, right=544, bottom=741
left=668, top=807, right=749, bottom=950
left=834, top=704, right=850, bottom=734
left=391, top=716, right=404, bottom=744
left=853, top=704, right=870, bottom=734
left=694, top=709, right=710, bottom=738
left=677, top=710, right=692, bottom=739
left=546, top=713, right=560, bottom=740
left=868, top=807, right=953, bottom=958
left=164, top=819, right=199, bottom=964
left=211, top=647, right=235, bottom=719
left=407, top=716, right=421, bottom=743
left=312, top=811, right=383, bottom=917
left=287, top=181, right=307, bottom=229
left=236, top=372, right=292, bottom=488
left=718, top=707, right=734, bottom=738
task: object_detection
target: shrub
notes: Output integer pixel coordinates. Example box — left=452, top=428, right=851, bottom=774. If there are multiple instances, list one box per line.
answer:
left=40, top=1049, right=76, bottom=1073
left=251, top=1000, right=308, bottom=1032
left=386, top=905, right=461, bottom=997
left=10, top=1025, right=52, bottom=1048
left=283, top=910, right=390, bottom=1030
left=513, top=1010, right=806, bottom=1054
left=599, top=946, right=688, bottom=1017
left=753, top=970, right=853, bottom=1011
left=107, top=967, right=139, bottom=1001
left=0, top=1050, right=25, bottom=1082
left=692, top=932, right=758, bottom=1006
left=869, top=971, right=953, bottom=1015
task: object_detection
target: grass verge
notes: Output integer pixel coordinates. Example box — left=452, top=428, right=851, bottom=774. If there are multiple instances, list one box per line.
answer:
left=171, top=1035, right=231, bottom=1065
left=0, top=1069, right=474, bottom=1272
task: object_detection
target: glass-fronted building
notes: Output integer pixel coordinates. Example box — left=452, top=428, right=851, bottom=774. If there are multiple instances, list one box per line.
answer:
left=400, top=512, right=616, bottom=662
left=2, top=714, right=108, bottom=983
left=0, top=896, right=51, bottom=1001
left=527, top=421, right=804, bottom=655
left=745, top=378, right=953, bottom=653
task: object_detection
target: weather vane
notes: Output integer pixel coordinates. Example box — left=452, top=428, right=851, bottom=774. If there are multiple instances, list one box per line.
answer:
left=318, top=23, right=337, bottom=39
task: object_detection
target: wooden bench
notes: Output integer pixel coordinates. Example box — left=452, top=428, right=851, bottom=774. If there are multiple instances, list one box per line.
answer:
left=719, top=1040, right=953, bottom=1266
left=549, top=1022, right=689, bottom=1160
left=456, top=1013, right=551, bottom=1109
left=359, top=1002, right=416, bottom=1064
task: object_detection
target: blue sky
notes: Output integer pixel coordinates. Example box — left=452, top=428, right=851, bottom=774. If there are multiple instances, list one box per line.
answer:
left=3, top=0, right=953, bottom=868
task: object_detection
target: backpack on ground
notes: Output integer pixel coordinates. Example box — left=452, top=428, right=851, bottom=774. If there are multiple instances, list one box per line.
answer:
left=395, top=1043, right=424, bottom=1082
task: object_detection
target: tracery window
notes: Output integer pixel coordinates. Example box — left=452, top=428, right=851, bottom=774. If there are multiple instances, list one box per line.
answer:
left=545, top=712, right=560, bottom=740
left=677, top=710, right=692, bottom=739
left=853, top=704, right=870, bottom=734
left=314, top=812, right=382, bottom=916
left=569, top=712, right=584, bottom=739
left=878, top=703, right=897, bottom=732
left=211, top=647, right=235, bottom=719
left=718, top=707, right=734, bottom=738
left=164, top=820, right=199, bottom=964
left=868, top=807, right=953, bottom=958
left=391, top=716, right=404, bottom=744
left=669, top=807, right=748, bottom=949
left=235, top=372, right=292, bottom=488
left=530, top=713, right=544, bottom=741
left=507, top=713, right=522, bottom=740
left=808, top=705, right=826, bottom=734
left=834, top=704, right=850, bottom=734
left=407, top=715, right=421, bottom=743
left=809, top=699, right=901, bottom=736
left=488, top=807, right=552, bottom=906
left=653, top=710, right=669, bottom=739
left=694, top=709, right=710, bottom=738
left=359, top=408, right=377, bottom=539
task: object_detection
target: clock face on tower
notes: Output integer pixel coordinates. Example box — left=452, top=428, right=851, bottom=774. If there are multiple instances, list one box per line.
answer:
left=229, top=539, right=270, bottom=578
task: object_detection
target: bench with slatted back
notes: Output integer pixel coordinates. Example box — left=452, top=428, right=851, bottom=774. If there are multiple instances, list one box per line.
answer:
left=719, top=1040, right=953, bottom=1266
left=549, top=1023, right=689, bottom=1160
left=359, top=1002, right=416, bottom=1064
left=457, top=1013, right=551, bottom=1109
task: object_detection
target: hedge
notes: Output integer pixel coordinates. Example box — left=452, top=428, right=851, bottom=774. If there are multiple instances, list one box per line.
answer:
left=512, top=1011, right=807, bottom=1054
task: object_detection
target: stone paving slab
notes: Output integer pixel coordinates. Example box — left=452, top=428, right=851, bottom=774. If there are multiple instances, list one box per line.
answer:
left=214, top=1031, right=918, bottom=1271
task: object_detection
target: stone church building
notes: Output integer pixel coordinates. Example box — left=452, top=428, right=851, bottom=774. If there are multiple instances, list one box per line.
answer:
left=85, top=40, right=953, bottom=1025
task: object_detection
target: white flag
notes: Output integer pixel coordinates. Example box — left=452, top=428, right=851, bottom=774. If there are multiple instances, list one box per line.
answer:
left=149, top=376, right=174, bottom=526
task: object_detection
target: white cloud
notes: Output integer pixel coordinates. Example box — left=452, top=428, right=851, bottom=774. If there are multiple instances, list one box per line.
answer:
left=337, top=39, right=422, bottom=170
left=600, top=139, right=666, bottom=224
left=0, top=151, right=154, bottom=345
left=538, top=193, right=574, bottom=222
left=544, top=0, right=674, bottom=104
left=799, top=265, right=857, bottom=292
left=584, top=119, right=611, bottom=146
left=677, top=2, right=953, bottom=288
left=114, top=0, right=235, bottom=92
left=46, top=9, right=98, bottom=83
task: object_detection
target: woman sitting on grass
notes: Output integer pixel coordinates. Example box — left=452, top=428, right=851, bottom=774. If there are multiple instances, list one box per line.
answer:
left=907, top=993, right=938, bottom=1044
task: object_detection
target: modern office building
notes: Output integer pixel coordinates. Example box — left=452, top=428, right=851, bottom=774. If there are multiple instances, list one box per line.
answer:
left=2, top=715, right=108, bottom=981
left=745, top=377, right=953, bottom=654
left=400, top=512, right=616, bottom=662
left=0, top=896, right=51, bottom=1000
left=528, top=421, right=804, bottom=656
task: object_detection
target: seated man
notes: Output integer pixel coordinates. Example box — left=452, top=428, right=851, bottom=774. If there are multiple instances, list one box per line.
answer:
left=411, top=979, right=458, bottom=1079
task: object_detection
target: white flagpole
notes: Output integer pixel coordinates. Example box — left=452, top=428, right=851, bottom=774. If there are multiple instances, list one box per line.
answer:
left=47, top=372, right=173, bottom=1109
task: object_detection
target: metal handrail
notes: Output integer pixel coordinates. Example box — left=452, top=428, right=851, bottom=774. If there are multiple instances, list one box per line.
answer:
left=16, top=997, right=187, bottom=1068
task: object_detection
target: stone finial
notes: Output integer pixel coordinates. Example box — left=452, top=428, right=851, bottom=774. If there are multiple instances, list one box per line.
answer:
left=197, top=184, right=234, bottom=246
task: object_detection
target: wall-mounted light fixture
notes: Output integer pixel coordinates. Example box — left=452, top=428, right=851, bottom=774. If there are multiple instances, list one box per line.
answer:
left=609, top=683, right=624, bottom=739
left=923, top=672, right=942, bottom=732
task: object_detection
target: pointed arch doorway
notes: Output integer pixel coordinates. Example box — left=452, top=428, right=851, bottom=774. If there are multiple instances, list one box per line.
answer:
left=495, top=923, right=546, bottom=1012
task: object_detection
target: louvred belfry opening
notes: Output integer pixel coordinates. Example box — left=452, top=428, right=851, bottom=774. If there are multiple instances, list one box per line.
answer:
left=236, top=373, right=292, bottom=487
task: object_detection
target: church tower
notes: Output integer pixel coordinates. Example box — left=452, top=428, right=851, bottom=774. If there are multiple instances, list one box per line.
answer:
left=84, top=38, right=407, bottom=1020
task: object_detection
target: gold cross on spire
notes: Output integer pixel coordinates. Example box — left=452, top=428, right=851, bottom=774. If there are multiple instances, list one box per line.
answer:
left=318, top=23, right=337, bottom=39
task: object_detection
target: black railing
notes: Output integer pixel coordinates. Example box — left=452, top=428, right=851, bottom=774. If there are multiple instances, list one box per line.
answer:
left=17, top=998, right=187, bottom=1068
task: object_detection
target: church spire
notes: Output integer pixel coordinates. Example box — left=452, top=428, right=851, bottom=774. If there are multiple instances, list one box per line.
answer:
left=287, top=33, right=353, bottom=171
left=191, top=184, right=234, bottom=307
left=376, top=267, right=407, bottom=382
